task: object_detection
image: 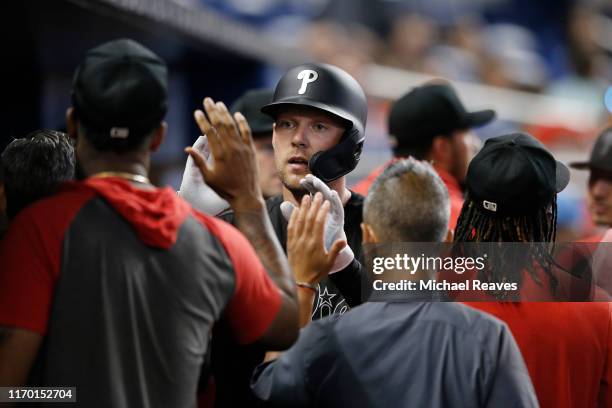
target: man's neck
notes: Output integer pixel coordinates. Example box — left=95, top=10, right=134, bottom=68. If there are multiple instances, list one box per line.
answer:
left=281, top=175, right=351, bottom=206
left=76, top=148, right=151, bottom=188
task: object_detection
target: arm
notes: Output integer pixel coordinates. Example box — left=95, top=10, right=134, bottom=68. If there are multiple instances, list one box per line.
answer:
left=281, top=174, right=368, bottom=307
left=251, top=320, right=331, bottom=407
left=485, top=325, right=539, bottom=408
left=186, top=98, right=298, bottom=349
left=0, top=328, right=42, bottom=387
left=598, top=303, right=612, bottom=408
left=286, top=193, right=345, bottom=328
left=0, top=207, right=61, bottom=387
left=263, top=193, right=345, bottom=364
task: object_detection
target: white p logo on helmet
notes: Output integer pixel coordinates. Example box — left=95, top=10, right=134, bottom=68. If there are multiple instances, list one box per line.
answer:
left=297, top=70, right=318, bottom=94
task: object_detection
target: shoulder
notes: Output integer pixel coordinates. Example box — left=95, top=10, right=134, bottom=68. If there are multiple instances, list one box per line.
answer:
left=347, top=191, right=364, bottom=208
left=345, top=191, right=364, bottom=223
left=344, top=302, right=509, bottom=343
left=191, top=210, right=249, bottom=249
left=266, top=195, right=284, bottom=212
left=8, top=182, right=96, bottom=234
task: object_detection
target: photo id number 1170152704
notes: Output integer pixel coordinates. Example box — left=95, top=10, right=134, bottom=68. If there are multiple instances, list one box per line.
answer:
left=0, top=387, right=76, bottom=403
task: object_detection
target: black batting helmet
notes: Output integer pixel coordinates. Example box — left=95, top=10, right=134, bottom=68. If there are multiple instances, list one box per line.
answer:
left=261, top=63, right=368, bottom=182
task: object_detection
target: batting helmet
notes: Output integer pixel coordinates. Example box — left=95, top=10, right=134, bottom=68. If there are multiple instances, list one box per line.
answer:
left=261, top=63, right=368, bottom=182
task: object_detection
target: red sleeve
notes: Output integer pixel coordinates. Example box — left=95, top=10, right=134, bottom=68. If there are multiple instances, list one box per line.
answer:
left=192, top=211, right=282, bottom=345
left=600, top=303, right=612, bottom=407
left=0, top=188, right=94, bottom=334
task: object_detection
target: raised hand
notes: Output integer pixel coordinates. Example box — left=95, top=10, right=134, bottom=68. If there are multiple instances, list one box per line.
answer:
left=178, top=135, right=229, bottom=215
left=185, top=97, right=262, bottom=211
left=287, top=192, right=347, bottom=287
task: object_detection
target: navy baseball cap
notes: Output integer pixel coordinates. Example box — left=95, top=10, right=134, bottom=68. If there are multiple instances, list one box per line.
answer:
left=230, top=89, right=274, bottom=136
left=570, top=128, right=612, bottom=173
left=389, top=83, right=495, bottom=153
left=466, top=132, right=570, bottom=216
left=71, top=38, right=168, bottom=139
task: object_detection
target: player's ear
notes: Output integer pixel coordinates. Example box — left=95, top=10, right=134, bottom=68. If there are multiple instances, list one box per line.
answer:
left=66, top=107, right=79, bottom=142
left=430, top=135, right=452, bottom=163
left=361, top=223, right=379, bottom=244
left=149, top=121, right=167, bottom=152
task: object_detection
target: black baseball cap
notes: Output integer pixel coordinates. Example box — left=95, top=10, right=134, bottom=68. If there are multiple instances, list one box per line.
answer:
left=388, top=83, right=495, bottom=153
left=569, top=128, right=612, bottom=172
left=71, top=38, right=168, bottom=138
left=230, top=89, right=274, bottom=136
left=466, top=132, right=570, bottom=216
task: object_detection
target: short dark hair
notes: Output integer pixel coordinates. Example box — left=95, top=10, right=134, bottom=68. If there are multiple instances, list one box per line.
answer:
left=364, top=158, right=450, bottom=242
left=1, top=129, right=75, bottom=218
left=392, top=141, right=440, bottom=160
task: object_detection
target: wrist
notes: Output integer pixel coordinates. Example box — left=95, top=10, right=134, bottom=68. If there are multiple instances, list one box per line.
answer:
left=296, top=281, right=317, bottom=293
left=297, top=287, right=316, bottom=327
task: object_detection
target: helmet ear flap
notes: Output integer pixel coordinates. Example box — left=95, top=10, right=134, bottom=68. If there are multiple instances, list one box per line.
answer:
left=309, top=130, right=363, bottom=182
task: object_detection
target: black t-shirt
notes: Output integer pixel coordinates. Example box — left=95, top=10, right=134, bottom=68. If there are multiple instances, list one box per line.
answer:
left=212, top=192, right=367, bottom=407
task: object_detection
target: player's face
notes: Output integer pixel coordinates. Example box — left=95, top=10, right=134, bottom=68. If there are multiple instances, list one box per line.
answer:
left=587, top=168, right=612, bottom=226
left=272, top=107, right=345, bottom=190
left=449, top=130, right=477, bottom=185
left=252, top=134, right=282, bottom=199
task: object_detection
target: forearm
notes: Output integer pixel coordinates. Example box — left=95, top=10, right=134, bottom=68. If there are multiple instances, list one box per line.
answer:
left=297, top=288, right=315, bottom=328
left=232, top=199, right=295, bottom=297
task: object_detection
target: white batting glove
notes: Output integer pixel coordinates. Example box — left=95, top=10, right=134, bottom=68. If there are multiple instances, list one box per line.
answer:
left=280, top=174, right=355, bottom=273
left=178, top=136, right=230, bottom=216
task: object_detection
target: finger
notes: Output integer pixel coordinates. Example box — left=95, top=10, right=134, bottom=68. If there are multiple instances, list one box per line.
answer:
left=217, top=101, right=240, bottom=142
left=194, top=110, right=223, bottom=161
left=203, top=98, right=228, bottom=150
left=326, top=190, right=344, bottom=221
left=192, top=135, right=211, bottom=162
left=234, top=112, right=253, bottom=146
left=304, top=192, right=323, bottom=237
left=312, top=176, right=334, bottom=202
left=287, top=205, right=300, bottom=248
left=280, top=201, right=296, bottom=222
left=185, top=147, right=212, bottom=181
left=299, top=177, right=318, bottom=196
left=215, top=101, right=236, bottom=147
left=326, top=240, right=348, bottom=267
left=295, top=194, right=311, bottom=238
left=312, top=200, right=331, bottom=247
left=300, top=174, right=333, bottom=201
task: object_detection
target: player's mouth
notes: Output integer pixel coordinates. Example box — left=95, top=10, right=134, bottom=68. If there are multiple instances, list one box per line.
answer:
left=591, top=203, right=610, bottom=215
left=287, top=156, right=309, bottom=172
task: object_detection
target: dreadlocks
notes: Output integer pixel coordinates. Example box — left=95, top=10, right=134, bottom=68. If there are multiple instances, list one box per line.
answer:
left=453, top=193, right=559, bottom=298
left=454, top=193, right=557, bottom=243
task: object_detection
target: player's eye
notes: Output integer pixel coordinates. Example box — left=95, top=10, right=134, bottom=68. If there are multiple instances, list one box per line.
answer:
left=313, top=123, right=328, bottom=132
left=277, top=120, right=295, bottom=129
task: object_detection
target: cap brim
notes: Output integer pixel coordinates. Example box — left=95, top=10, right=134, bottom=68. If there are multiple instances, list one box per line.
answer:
left=568, top=160, right=591, bottom=170
left=261, top=99, right=354, bottom=127
left=464, top=109, right=496, bottom=128
left=555, top=160, right=570, bottom=193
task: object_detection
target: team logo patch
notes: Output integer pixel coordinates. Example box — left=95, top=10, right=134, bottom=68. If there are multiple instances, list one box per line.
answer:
left=110, top=127, right=129, bottom=138
left=483, top=200, right=498, bottom=212
left=297, top=69, right=318, bottom=94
